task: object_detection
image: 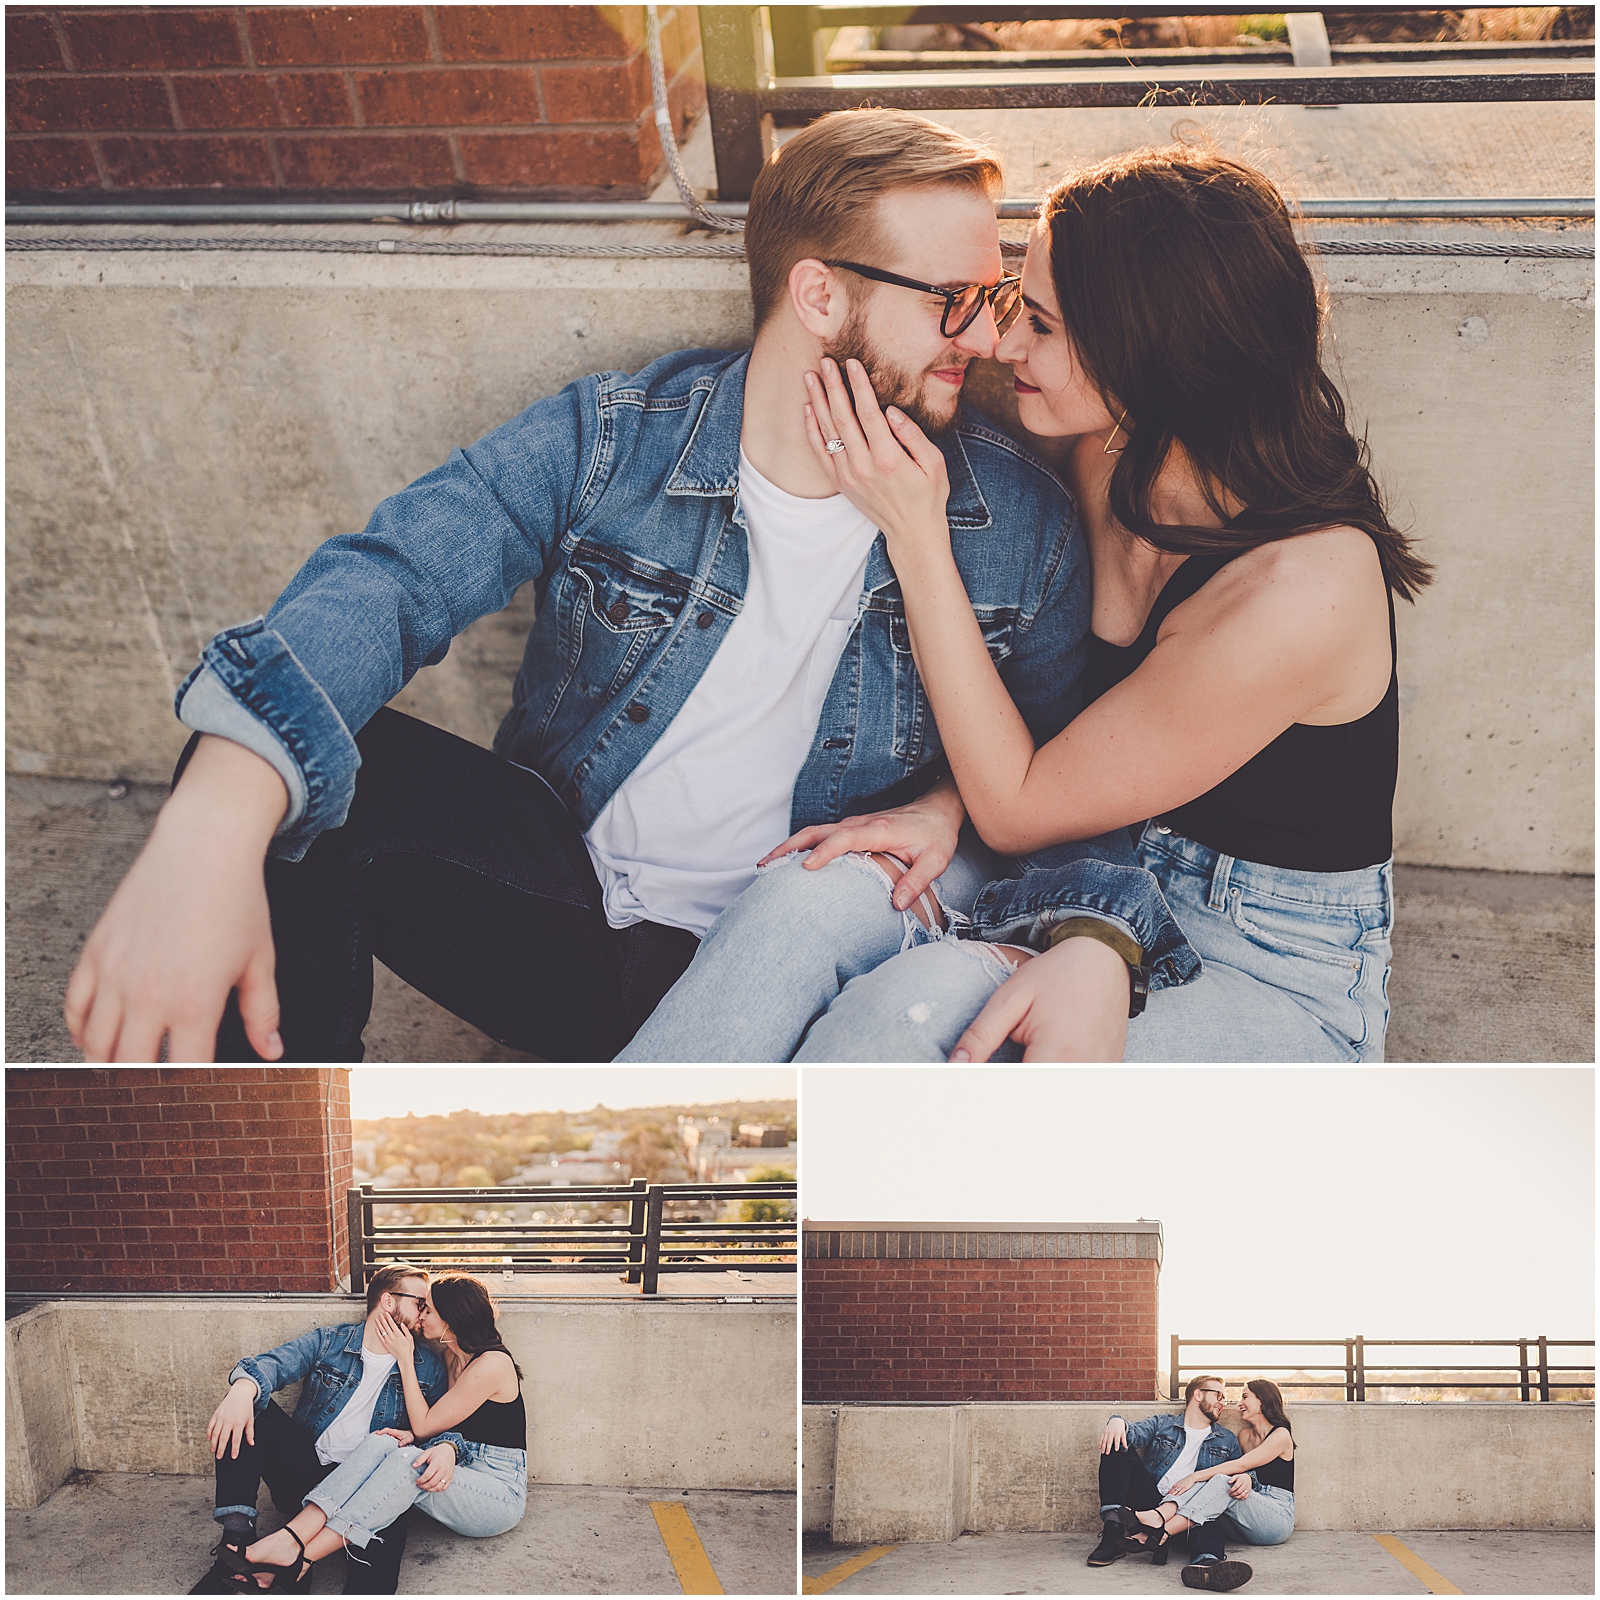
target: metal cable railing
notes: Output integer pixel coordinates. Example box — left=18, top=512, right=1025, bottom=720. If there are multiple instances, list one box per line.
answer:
left=1171, top=1335, right=1596, bottom=1402
left=347, top=1181, right=796, bottom=1297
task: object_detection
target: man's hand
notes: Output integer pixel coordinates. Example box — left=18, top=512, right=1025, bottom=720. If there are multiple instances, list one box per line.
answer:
left=759, top=777, right=966, bottom=915
left=206, top=1377, right=259, bottom=1460
left=413, top=1443, right=456, bottom=1493
left=950, top=935, right=1130, bottom=1062
left=375, top=1428, right=414, bottom=1446
left=1099, top=1417, right=1128, bottom=1455
left=63, top=736, right=288, bottom=1063
left=1226, top=1474, right=1253, bottom=1501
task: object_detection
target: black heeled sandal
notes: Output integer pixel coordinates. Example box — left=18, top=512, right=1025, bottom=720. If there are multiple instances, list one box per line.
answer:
left=218, top=1526, right=312, bottom=1593
left=1116, top=1504, right=1174, bottom=1563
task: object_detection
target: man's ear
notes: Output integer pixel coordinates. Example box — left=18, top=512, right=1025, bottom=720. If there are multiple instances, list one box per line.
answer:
left=789, top=258, right=847, bottom=339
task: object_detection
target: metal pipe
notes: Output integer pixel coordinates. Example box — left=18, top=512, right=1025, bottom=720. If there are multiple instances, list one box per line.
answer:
left=8, top=198, right=1594, bottom=227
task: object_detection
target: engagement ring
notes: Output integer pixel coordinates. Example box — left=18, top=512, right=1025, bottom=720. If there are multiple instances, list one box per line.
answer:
left=825, top=438, right=846, bottom=455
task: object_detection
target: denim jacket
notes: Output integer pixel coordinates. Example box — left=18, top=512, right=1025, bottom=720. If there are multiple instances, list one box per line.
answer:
left=230, top=1320, right=465, bottom=1454
left=176, top=348, right=1196, bottom=987
left=1111, top=1411, right=1244, bottom=1484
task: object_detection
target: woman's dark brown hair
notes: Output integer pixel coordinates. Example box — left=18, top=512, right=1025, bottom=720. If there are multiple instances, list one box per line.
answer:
left=1244, top=1377, right=1293, bottom=1436
left=429, top=1273, right=523, bottom=1381
left=1042, top=145, right=1432, bottom=600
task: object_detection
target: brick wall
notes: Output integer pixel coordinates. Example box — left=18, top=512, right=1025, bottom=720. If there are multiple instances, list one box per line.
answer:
left=5, top=1068, right=353, bottom=1293
left=6, top=5, right=706, bottom=201
left=804, top=1225, right=1161, bottom=1404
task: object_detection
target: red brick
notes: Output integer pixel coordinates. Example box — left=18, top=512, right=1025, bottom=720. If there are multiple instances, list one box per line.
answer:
left=96, top=130, right=273, bottom=189
left=352, top=65, right=540, bottom=126
left=247, top=8, right=432, bottom=67
left=6, top=12, right=65, bottom=71
left=59, top=9, right=244, bottom=71
left=458, top=127, right=647, bottom=190
left=435, top=6, right=641, bottom=63
left=541, top=55, right=648, bottom=125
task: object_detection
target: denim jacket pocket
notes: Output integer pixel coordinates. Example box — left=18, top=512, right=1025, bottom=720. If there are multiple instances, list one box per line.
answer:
left=565, top=545, right=688, bottom=703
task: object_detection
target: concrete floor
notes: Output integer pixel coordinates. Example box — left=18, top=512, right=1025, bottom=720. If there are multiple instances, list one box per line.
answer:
left=7, top=774, right=1592, bottom=1063
left=7, top=1471, right=797, bottom=1596
left=802, top=1528, right=1595, bottom=1596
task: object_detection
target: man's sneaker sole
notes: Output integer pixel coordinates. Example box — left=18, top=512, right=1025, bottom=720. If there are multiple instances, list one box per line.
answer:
left=1182, top=1559, right=1253, bottom=1591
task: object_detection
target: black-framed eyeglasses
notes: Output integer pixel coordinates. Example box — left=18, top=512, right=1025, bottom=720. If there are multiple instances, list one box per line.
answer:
left=389, top=1292, right=427, bottom=1309
left=825, top=260, right=1023, bottom=338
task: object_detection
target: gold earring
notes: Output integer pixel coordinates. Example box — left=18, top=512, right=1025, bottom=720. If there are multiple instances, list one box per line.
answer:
left=1103, top=409, right=1129, bottom=455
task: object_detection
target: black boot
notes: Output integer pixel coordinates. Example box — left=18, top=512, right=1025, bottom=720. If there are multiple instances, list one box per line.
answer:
left=1182, top=1558, right=1253, bottom=1590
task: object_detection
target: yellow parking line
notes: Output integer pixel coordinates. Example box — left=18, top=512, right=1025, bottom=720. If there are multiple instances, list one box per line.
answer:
left=802, top=1545, right=898, bottom=1594
left=1372, top=1534, right=1464, bottom=1595
left=650, top=1501, right=725, bottom=1595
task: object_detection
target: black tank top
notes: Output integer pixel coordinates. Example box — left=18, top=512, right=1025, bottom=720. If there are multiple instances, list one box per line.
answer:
left=1255, top=1452, right=1295, bottom=1492
left=454, top=1354, right=527, bottom=1451
left=1084, top=551, right=1398, bottom=873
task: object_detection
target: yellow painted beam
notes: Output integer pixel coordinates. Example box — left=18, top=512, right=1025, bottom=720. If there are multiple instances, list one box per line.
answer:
left=1372, top=1533, right=1465, bottom=1595
left=650, top=1501, right=725, bottom=1596
left=802, top=1545, right=898, bottom=1594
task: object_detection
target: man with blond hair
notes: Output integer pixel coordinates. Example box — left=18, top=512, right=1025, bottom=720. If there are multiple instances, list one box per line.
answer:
left=68, top=108, right=1191, bottom=1062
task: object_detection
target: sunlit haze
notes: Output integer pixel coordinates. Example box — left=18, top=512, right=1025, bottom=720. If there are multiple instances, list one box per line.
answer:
left=803, top=1067, right=1594, bottom=1351
left=351, top=1067, right=796, bottom=1120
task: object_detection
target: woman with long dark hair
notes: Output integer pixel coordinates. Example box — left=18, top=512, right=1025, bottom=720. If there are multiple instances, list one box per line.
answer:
left=1118, top=1378, right=1296, bottom=1577
left=227, top=1274, right=526, bottom=1588
left=768, top=142, right=1429, bottom=1062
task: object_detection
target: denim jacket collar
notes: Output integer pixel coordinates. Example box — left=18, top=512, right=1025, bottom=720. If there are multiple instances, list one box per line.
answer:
left=664, top=351, right=993, bottom=550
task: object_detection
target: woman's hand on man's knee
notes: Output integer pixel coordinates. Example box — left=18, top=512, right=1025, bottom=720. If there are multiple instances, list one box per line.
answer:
left=756, top=781, right=966, bottom=915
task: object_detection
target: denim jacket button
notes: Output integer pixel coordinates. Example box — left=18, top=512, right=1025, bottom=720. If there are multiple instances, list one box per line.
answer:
left=627, top=703, right=649, bottom=723
left=696, top=611, right=715, bottom=629
left=1156, top=823, right=1172, bottom=834
left=608, top=601, right=629, bottom=624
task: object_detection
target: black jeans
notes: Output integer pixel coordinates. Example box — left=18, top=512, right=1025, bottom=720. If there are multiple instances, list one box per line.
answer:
left=1099, top=1447, right=1228, bottom=1562
left=186, top=709, right=700, bottom=1061
left=212, top=1402, right=409, bottom=1594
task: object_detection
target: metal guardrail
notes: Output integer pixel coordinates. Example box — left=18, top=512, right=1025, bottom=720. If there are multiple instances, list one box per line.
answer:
left=1171, top=1336, right=1597, bottom=1402
left=346, top=1182, right=796, bottom=1297
left=700, top=6, right=1596, bottom=199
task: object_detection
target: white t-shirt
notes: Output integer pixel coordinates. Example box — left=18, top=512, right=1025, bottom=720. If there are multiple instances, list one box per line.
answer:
left=583, top=450, right=877, bottom=936
left=1157, top=1422, right=1215, bottom=1495
left=314, top=1346, right=397, bottom=1465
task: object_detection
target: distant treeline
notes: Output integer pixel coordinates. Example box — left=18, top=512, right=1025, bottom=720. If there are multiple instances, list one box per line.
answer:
left=353, top=1101, right=797, bottom=1189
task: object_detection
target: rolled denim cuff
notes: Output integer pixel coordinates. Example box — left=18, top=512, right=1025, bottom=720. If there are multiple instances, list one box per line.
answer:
left=174, top=617, right=361, bottom=862
left=964, top=833, right=1200, bottom=993
left=228, top=1361, right=270, bottom=1414
left=420, top=1429, right=467, bottom=1457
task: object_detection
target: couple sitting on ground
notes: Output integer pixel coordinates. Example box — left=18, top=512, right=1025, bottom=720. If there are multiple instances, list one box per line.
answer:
left=193, top=1265, right=525, bottom=1594
left=67, top=105, right=1425, bottom=1065
left=1093, top=1374, right=1296, bottom=1593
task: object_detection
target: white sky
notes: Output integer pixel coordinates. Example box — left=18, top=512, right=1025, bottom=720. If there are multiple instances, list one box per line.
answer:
left=803, top=1066, right=1595, bottom=1352
left=349, top=1066, right=796, bottom=1121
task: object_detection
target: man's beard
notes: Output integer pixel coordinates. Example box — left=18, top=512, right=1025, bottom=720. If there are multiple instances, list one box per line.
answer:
left=824, top=307, right=964, bottom=438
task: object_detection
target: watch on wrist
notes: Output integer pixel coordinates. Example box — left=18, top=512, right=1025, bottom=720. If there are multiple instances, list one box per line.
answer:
left=1046, top=917, right=1151, bottom=1018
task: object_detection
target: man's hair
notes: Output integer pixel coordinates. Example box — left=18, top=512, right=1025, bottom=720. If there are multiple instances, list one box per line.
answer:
left=365, top=1262, right=428, bottom=1314
left=1185, top=1374, right=1225, bottom=1403
left=744, top=108, right=1004, bottom=333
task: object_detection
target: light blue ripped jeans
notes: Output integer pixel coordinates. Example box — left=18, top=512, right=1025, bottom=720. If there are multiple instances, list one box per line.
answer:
left=624, top=823, right=1392, bottom=1063
left=305, top=1432, right=526, bottom=1553
left=616, top=828, right=1004, bottom=1062
left=1171, top=1477, right=1296, bottom=1545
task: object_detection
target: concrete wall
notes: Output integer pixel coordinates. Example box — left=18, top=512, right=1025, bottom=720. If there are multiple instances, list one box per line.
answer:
left=4, top=1294, right=796, bottom=1509
left=803, top=1401, right=1596, bottom=1539
left=5, top=232, right=1592, bottom=873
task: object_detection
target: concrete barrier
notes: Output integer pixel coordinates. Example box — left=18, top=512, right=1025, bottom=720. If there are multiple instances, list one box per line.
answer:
left=803, top=1401, right=1596, bottom=1538
left=4, top=228, right=1593, bottom=873
left=4, top=1295, right=796, bottom=1510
